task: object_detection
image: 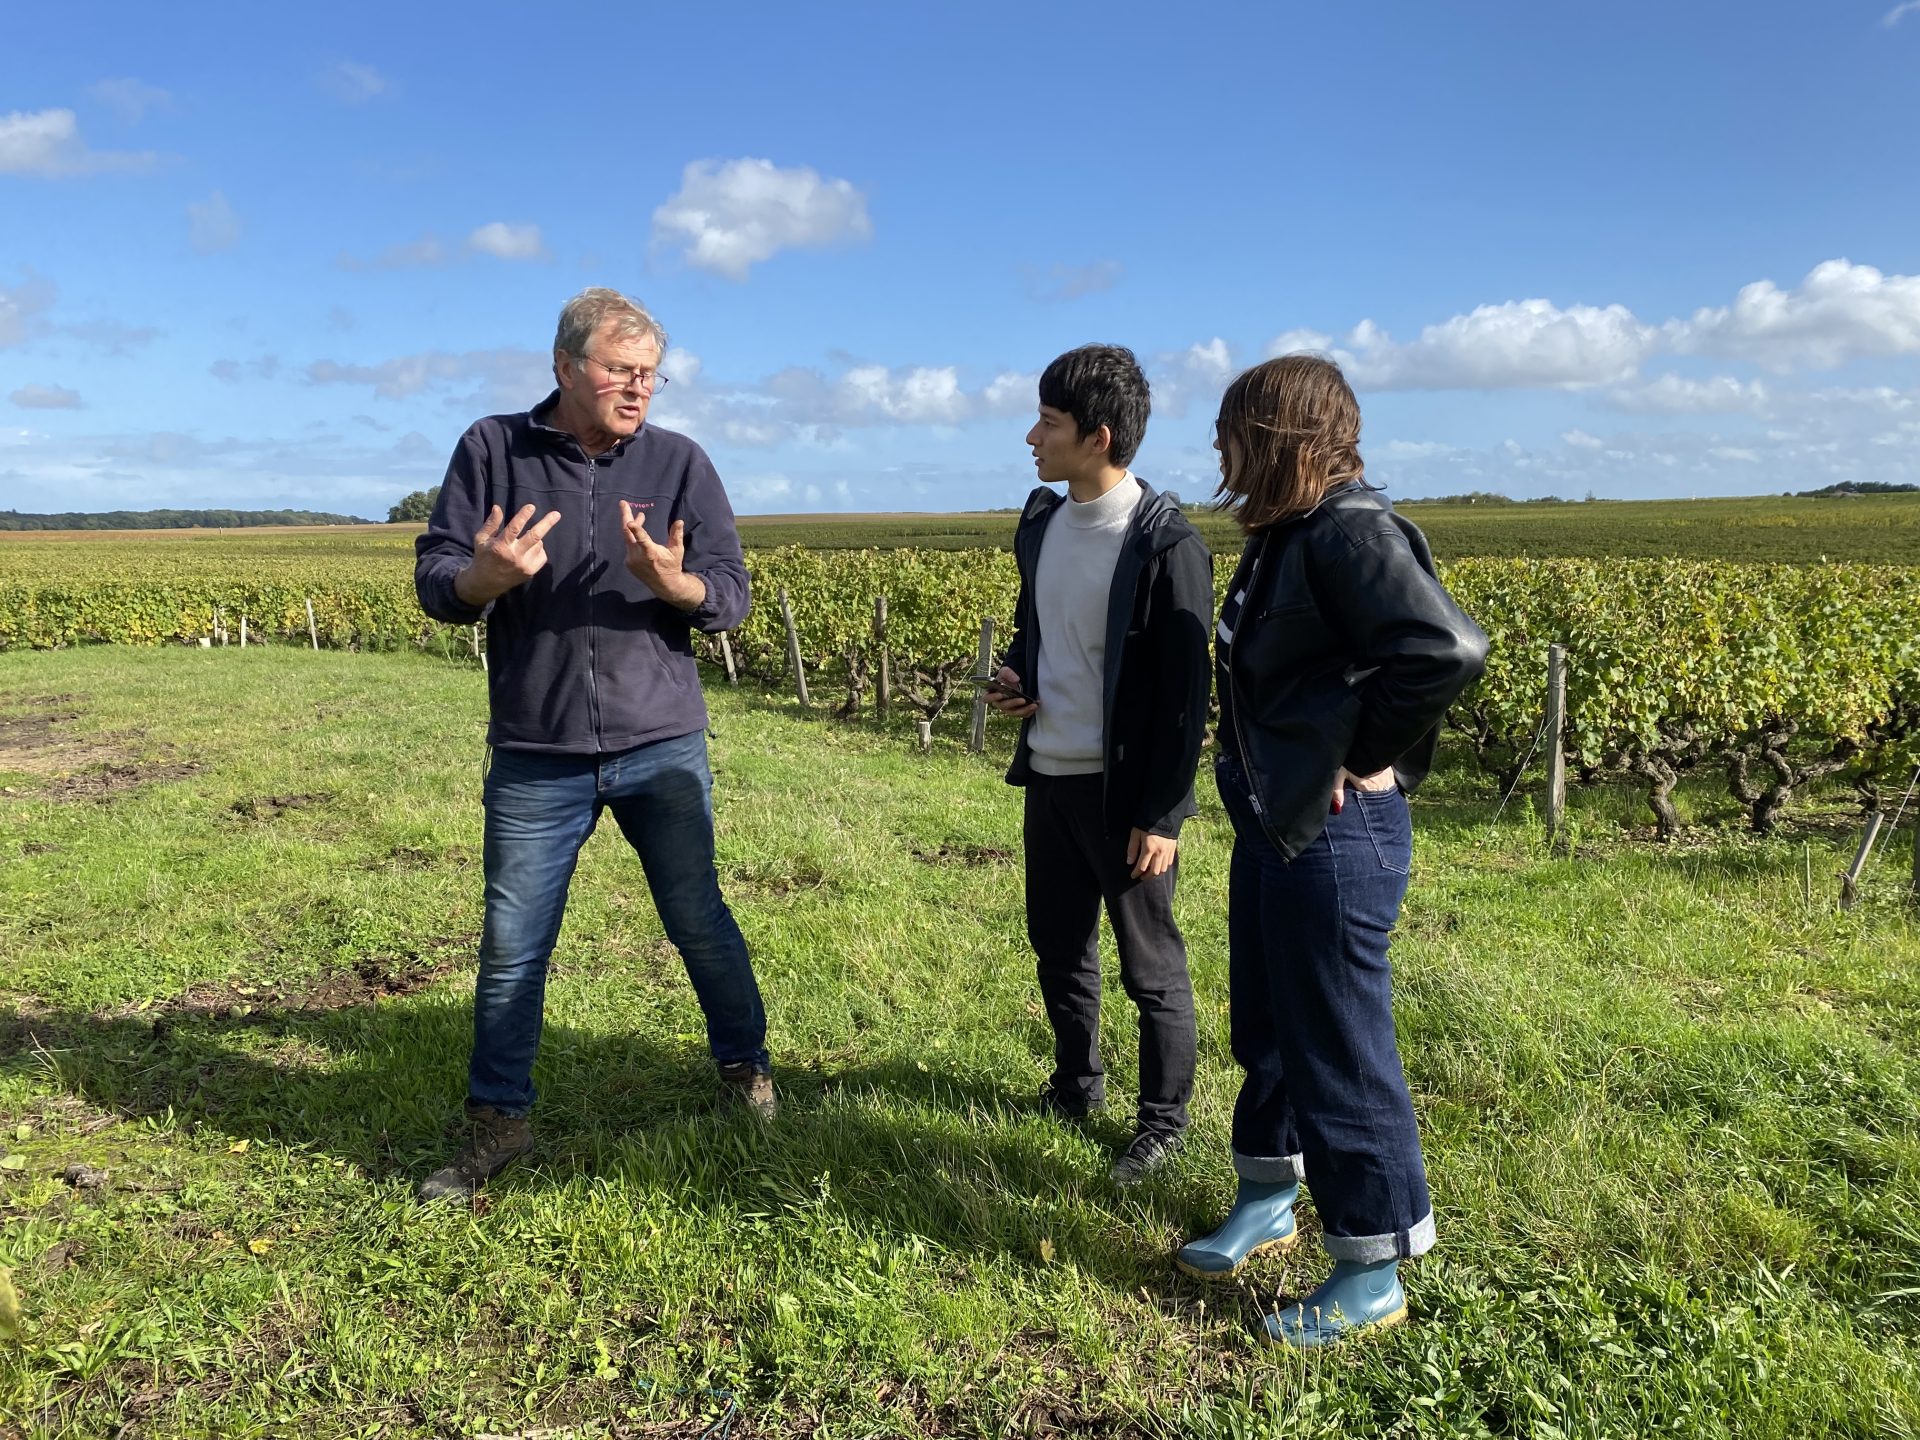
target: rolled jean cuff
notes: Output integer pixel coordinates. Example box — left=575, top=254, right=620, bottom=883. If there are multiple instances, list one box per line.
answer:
left=1322, top=1209, right=1436, bottom=1263
left=1233, top=1150, right=1305, bottom=1184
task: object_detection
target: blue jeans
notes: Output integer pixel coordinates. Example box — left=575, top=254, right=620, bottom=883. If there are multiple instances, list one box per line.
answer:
left=469, top=731, right=768, bottom=1116
left=1216, top=752, right=1435, bottom=1262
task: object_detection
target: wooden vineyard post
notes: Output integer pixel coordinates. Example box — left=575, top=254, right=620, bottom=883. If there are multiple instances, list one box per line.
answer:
left=718, top=630, right=739, bottom=685
left=968, top=616, right=994, bottom=754
left=306, top=598, right=320, bottom=651
left=916, top=719, right=933, bottom=753
left=1840, top=811, right=1885, bottom=911
left=875, top=595, right=890, bottom=718
left=239, top=614, right=249, bottom=649
left=1545, top=643, right=1568, bottom=844
left=779, top=587, right=810, bottom=708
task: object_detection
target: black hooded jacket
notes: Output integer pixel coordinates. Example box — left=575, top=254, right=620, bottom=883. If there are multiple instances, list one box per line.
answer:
left=1001, top=481, right=1213, bottom=838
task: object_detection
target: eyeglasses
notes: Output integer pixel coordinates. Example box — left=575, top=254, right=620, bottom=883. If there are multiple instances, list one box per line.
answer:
left=579, top=353, right=670, bottom=392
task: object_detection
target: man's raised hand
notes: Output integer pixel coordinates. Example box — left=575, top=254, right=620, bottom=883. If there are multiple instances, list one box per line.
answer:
left=620, top=501, right=706, bottom=612
left=454, top=504, right=561, bottom=607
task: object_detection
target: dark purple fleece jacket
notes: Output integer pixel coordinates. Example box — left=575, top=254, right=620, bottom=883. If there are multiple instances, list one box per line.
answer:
left=414, top=393, right=750, bottom=753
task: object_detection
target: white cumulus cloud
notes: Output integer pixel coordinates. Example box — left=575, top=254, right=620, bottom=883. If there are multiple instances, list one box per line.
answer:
left=305, top=347, right=549, bottom=406
left=188, top=191, right=240, bottom=254
left=1259, top=260, right=1920, bottom=391
left=1607, top=374, right=1773, bottom=415
left=9, top=384, right=83, bottom=410
left=466, top=221, right=547, bottom=262
left=1267, top=328, right=1335, bottom=357
left=0, top=108, right=157, bottom=177
left=1150, top=337, right=1240, bottom=417
left=1181, top=338, right=1235, bottom=383
left=1335, top=300, right=1658, bottom=390
left=837, top=365, right=969, bottom=425
left=652, top=158, right=872, bottom=281
left=0, top=273, right=58, bottom=347
left=1670, top=259, right=1920, bottom=370
left=735, top=472, right=800, bottom=507
left=980, top=371, right=1039, bottom=417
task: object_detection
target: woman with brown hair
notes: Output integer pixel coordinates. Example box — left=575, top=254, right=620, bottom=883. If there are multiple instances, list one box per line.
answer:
left=1175, top=354, right=1487, bottom=1347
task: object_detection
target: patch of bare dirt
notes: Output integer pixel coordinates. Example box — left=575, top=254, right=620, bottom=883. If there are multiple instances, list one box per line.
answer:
left=121, top=947, right=466, bottom=1030
left=1, top=941, right=470, bottom=1072
left=228, top=791, right=332, bottom=820
left=0, top=705, right=83, bottom=762
left=725, top=858, right=829, bottom=896
left=37, top=1238, right=84, bottom=1275
left=365, top=841, right=474, bottom=871
left=41, top=760, right=202, bottom=798
left=912, top=842, right=1014, bottom=867
left=0, top=694, right=200, bottom=799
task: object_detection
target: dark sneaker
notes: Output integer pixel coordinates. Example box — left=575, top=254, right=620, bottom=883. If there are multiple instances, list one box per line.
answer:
left=719, top=1062, right=778, bottom=1123
left=1037, top=1082, right=1105, bottom=1124
left=418, top=1105, right=533, bottom=1202
left=1110, top=1127, right=1185, bottom=1186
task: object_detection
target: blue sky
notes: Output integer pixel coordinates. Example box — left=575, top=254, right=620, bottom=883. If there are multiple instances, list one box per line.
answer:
left=3, top=1, right=1918, bottom=518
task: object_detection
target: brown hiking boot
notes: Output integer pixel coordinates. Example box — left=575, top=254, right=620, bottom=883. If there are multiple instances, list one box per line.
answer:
left=418, top=1104, right=533, bottom=1202
left=718, top=1062, right=778, bottom=1123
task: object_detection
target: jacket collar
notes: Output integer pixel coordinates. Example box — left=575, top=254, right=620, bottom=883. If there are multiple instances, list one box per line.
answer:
left=1019, top=478, right=1196, bottom=559
left=1239, top=480, right=1387, bottom=556
left=1301, top=479, right=1386, bottom=521
left=525, top=390, right=640, bottom=459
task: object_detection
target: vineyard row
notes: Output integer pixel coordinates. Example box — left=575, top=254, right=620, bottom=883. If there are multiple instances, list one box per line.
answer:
left=4, top=548, right=1917, bottom=834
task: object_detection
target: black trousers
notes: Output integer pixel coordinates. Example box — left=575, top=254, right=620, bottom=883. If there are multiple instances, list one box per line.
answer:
left=1023, top=772, right=1197, bottom=1135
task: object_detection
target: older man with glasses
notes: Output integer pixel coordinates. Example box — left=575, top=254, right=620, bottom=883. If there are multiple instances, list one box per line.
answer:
left=414, top=287, right=773, bottom=1202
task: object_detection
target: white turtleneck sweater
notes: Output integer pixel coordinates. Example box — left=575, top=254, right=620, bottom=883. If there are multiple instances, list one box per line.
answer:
left=1026, top=473, right=1143, bottom=776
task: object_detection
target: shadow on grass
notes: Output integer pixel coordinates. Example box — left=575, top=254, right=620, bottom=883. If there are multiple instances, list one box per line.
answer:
left=0, top=992, right=1212, bottom=1296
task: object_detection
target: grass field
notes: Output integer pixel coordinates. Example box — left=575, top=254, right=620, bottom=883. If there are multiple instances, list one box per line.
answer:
left=4, top=491, right=1918, bottom=568
left=2, top=649, right=1919, bottom=1437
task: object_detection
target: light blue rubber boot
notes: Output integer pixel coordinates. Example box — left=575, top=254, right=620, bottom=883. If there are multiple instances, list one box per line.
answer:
left=1263, top=1258, right=1407, bottom=1348
left=1175, top=1178, right=1299, bottom=1279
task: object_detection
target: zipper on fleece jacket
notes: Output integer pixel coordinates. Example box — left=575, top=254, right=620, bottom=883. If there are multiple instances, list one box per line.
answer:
left=585, top=454, right=604, bottom=746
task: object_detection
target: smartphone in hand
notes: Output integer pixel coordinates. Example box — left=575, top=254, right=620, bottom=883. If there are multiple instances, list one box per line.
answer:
left=971, top=674, right=1036, bottom=706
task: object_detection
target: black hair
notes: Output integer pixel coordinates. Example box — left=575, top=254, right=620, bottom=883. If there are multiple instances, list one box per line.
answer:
left=1036, top=344, right=1151, bottom=468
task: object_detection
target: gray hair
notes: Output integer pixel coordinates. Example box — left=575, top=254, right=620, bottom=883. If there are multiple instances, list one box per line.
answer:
left=552, top=287, right=668, bottom=358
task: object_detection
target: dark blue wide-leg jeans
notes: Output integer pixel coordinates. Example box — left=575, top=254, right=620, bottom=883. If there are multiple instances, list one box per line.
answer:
left=467, top=731, right=769, bottom=1116
left=1216, top=752, right=1435, bottom=1262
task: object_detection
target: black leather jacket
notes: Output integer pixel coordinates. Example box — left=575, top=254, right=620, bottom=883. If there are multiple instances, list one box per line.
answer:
left=1220, top=484, right=1488, bottom=859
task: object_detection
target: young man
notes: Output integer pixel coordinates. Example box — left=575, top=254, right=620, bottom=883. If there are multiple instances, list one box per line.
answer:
left=988, top=344, right=1213, bottom=1184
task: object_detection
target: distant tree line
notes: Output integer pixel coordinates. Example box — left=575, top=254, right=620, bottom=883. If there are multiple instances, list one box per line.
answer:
left=0, top=508, right=372, bottom=531
left=387, top=487, right=441, bottom=523
left=1795, top=482, right=1919, bottom=497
